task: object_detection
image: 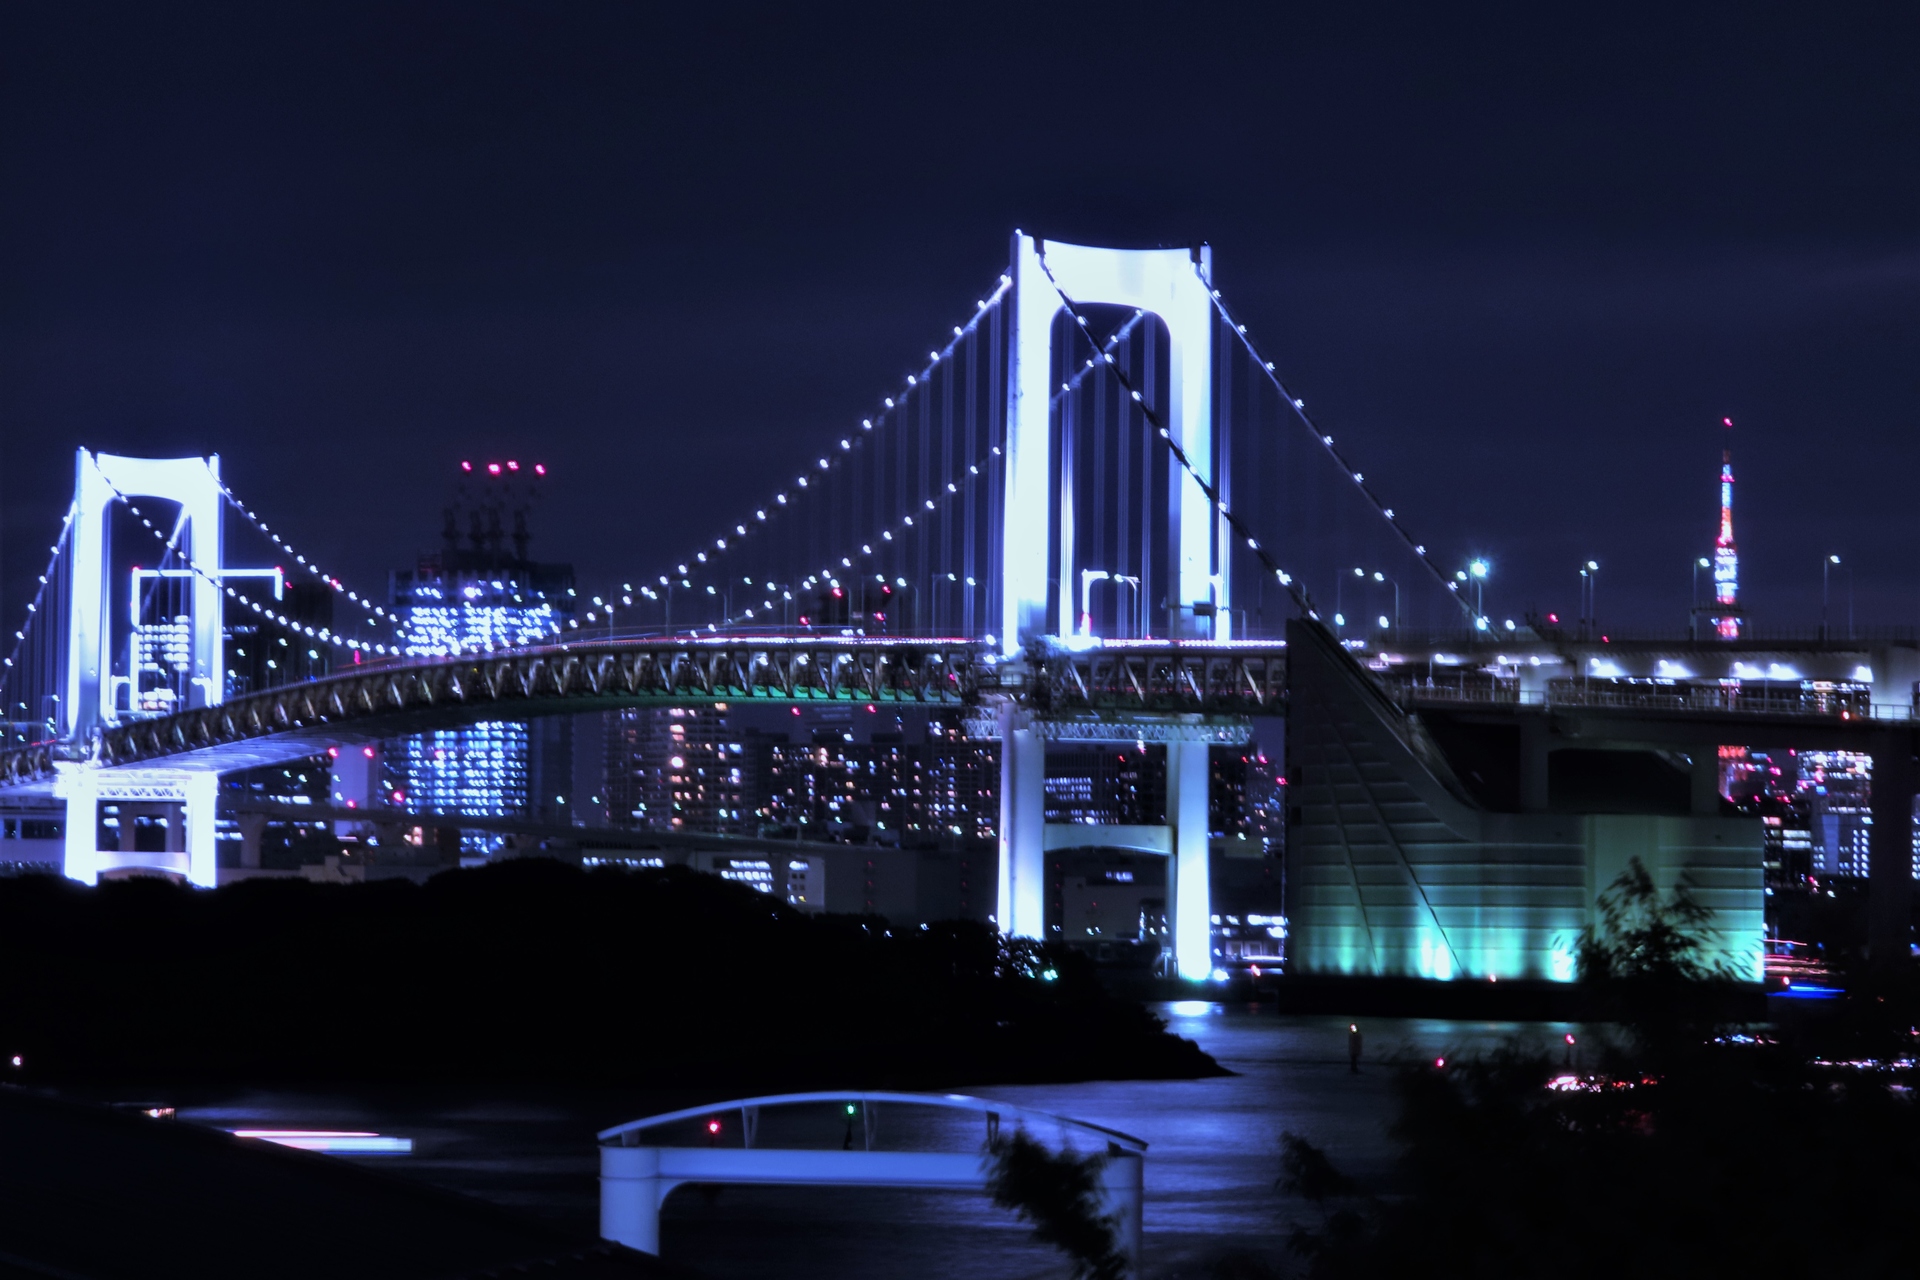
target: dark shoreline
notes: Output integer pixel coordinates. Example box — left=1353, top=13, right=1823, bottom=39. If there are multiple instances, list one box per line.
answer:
left=0, top=861, right=1224, bottom=1092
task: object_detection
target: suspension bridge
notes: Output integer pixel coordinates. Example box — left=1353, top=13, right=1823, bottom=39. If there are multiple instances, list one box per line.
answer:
left=4, top=233, right=1917, bottom=979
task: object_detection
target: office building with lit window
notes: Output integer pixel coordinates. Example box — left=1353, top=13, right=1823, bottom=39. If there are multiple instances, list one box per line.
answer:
left=385, top=464, right=575, bottom=853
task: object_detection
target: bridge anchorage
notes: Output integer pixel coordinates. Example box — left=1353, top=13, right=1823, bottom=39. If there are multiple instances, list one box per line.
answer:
left=597, top=1091, right=1145, bottom=1275
left=7, top=231, right=1916, bottom=974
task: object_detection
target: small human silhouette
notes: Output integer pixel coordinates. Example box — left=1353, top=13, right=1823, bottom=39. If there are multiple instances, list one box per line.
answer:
left=1347, top=1023, right=1363, bottom=1074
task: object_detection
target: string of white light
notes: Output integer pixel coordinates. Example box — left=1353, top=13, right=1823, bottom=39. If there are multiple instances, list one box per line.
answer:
left=1034, top=248, right=1325, bottom=621
left=0, top=504, right=78, bottom=674
left=217, top=484, right=392, bottom=622
left=676, top=306, right=1149, bottom=635
left=622, top=273, right=1015, bottom=607
left=1197, top=271, right=1478, bottom=623
left=698, top=447, right=1003, bottom=635
left=90, top=459, right=401, bottom=657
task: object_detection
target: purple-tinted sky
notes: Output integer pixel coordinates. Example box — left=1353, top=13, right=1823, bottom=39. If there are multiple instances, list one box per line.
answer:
left=3, top=2, right=1916, bottom=634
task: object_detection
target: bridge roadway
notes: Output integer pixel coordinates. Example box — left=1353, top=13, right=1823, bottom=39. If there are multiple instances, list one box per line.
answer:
left=7, top=627, right=1918, bottom=790
left=0, top=634, right=1295, bottom=791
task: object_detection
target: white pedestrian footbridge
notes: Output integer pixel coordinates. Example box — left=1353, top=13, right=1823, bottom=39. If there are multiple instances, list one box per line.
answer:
left=598, top=1091, right=1146, bottom=1274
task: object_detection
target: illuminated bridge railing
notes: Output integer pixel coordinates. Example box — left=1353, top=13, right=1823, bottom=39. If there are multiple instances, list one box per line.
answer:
left=0, top=637, right=989, bottom=785
left=1389, top=678, right=1915, bottom=722
left=1029, top=642, right=1288, bottom=714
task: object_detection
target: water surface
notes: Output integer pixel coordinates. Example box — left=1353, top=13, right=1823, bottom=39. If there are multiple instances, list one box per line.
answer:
left=174, top=1007, right=1580, bottom=1277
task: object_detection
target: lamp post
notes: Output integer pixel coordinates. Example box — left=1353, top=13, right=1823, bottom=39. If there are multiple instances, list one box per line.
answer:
left=1079, top=569, right=1109, bottom=638
left=1359, top=568, right=1405, bottom=637
left=1079, top=570, right=1141, bottom=639
left=1468, top=559, right=1490, bottom=633
left=1109, top=575, right=1140, bottom=638
left=1823, top=555, right=1840, bottom=641
left=1578, top=561, right=1599, bottom=640
left=891, top=577, right=919, bottom=635
left=1691, top=557, right=1709, bottom=639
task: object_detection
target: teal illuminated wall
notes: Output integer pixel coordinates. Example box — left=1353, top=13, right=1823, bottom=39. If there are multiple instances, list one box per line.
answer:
left=1284, top=622, right=1763, bottom=983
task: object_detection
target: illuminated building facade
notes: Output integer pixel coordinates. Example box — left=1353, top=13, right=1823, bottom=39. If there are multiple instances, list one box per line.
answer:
left=605, top=707, right=1000, bottom=849
left=608, top=706, right=759, bottom=834
left=1043, top=747, right=1163, bottom=826
left=759, top=728, right=998, bottom=848
left=386, top=464, right=574, bottom=852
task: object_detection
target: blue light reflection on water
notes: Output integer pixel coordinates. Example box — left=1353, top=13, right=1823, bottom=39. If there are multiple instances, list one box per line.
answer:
left=172, top=1006, right=1583, bottom=1278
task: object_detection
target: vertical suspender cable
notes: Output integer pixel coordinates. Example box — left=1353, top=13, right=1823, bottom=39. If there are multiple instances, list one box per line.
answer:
left=1092, top=339, right=1107, bottom=637
left=941, top=349, right=954, bottom=635
left=987, top=296, right=1003, bottom=643
left=1141, top=322, right=1157, bottom=638
left=963, top=324, right=978, bottom=639
left=1218, top=309, right=1232, bottom=635
left=1115, top=334, right=1131, bottom=639
left=917, top=370, right=931, bottom=634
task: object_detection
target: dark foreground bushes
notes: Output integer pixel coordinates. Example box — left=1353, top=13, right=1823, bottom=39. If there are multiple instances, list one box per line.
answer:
left=0, top=860, right=1221, bottom=1088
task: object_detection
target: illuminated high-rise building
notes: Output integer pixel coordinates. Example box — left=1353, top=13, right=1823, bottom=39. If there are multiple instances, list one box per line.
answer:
left=1711, top=418, right=1742, bottom=639
left=386, top=462, right=575, bottom=852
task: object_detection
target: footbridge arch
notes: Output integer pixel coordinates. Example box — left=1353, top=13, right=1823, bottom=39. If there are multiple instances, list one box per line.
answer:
left=597, top=1090, right=1145, bottom=1274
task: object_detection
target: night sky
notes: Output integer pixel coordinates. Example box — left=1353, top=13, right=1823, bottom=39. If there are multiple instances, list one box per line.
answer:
left=3, top=3, right=1916, bottom=636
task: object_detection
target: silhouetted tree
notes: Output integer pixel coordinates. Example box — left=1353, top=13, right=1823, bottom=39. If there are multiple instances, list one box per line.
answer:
left=984, top=1129, right=1125, bottom=1280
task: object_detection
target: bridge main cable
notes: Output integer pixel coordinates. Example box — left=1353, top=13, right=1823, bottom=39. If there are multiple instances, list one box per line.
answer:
left=1196, top=269, right=1479, bottom=624
left=697, top=308, right=1151, bottom=635
left=619, top=272, right=1015, bottom=627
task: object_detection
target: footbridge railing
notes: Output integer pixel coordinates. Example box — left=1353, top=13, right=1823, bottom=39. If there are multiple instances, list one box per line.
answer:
left=597, top=1090, right=1145, bottom=1273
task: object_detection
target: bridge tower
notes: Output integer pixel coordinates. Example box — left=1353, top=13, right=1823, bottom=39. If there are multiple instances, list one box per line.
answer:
left=997, top=235, right=1227, bottom=980
left=57, top=449, right=227, bottom=887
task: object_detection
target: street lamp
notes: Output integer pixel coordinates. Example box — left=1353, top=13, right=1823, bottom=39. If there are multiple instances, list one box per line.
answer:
left=1079, top=569, right=1109, bottom=637
left=1355, top=568, right=1400, bottom=637
left=1822, top=555, right=1842, bottom=641
left=1690, top=557, right=1709, bottom=639
left=1578, top=561, right=1599, bottom=639
left=1084, top=571, right=1141, bottom=639
left=1468, top=559, right=1490, bottom=630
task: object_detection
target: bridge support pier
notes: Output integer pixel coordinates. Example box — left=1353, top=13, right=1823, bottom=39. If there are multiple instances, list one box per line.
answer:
left=57, top=768, right=219, bottom=888
left=1100, top=1148, right=1145, bottom=1276
left=998, top=706, right=1047, bottom=939
left=59, top=768, right=98, bottom=886
left=1690, top=750, right=1723, bottom=816
left=1167, top=739, right=1213, bottom=981
left=600, top=1145, right=665, bottom=1255
left=1869, top=730, right=1918, bottom=966
left=1518, top=714, right=1550, bottom=812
